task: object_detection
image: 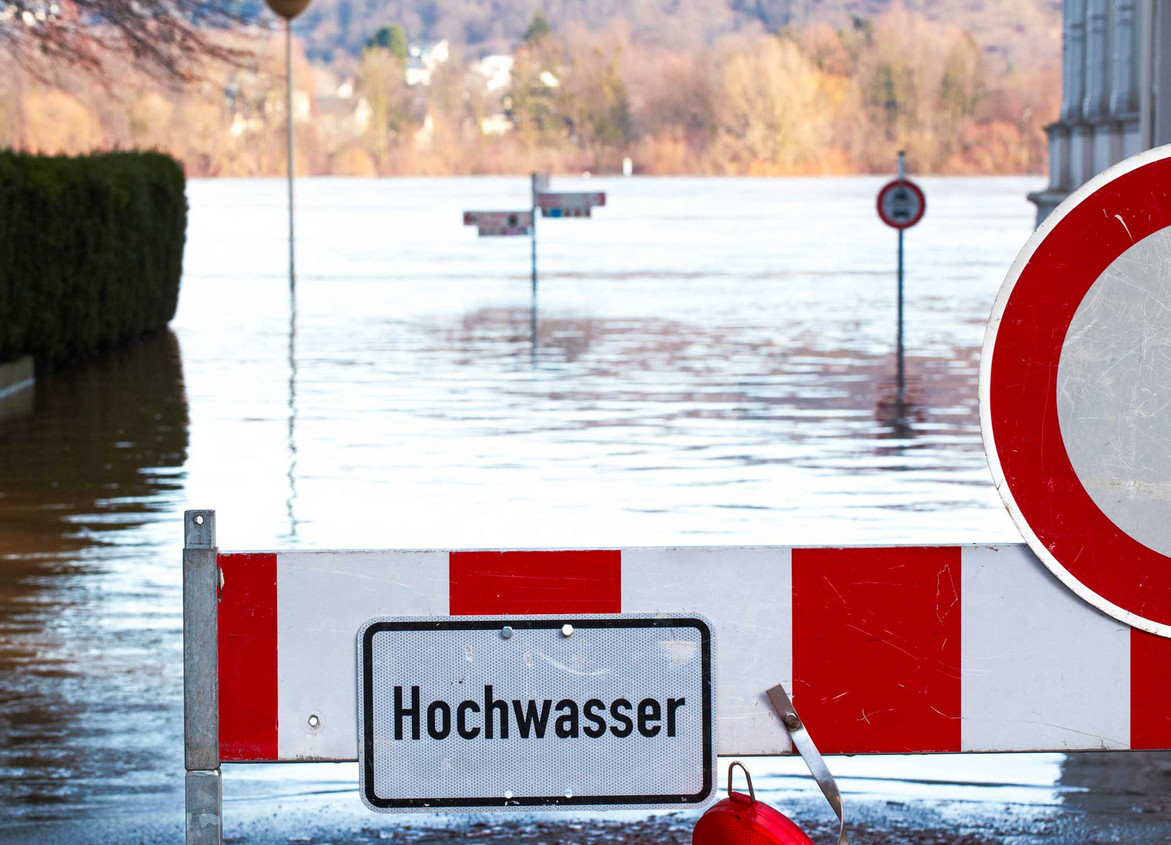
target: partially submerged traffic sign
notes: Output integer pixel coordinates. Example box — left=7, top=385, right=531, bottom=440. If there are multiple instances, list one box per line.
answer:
left=461, top=175, right=610, bottom=347
left=877, top=152, right=925, bottom=403
left=981, top=144, right=1171, bottom=636
left=876, top=178, right=925, bottom=229
left=358, top=615, right=715, bottom=811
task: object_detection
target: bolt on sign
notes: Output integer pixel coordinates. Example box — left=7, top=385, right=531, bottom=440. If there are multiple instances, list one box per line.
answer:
left=982, top=144, right=1171, bottom=637
left=358, top=615, right=715, bottom=811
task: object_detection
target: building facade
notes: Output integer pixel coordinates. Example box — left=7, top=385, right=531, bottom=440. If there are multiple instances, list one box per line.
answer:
left=1030, top=0, right=1171, bottom=224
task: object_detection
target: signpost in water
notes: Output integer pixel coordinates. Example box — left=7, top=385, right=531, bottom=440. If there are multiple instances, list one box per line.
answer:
left=876, top=152, right=926, bottom=403
left=463, top=174, right=608, bottom=347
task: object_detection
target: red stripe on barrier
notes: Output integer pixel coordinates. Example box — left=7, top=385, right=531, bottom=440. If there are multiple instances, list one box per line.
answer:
left=792, top=547, right=963, bottom=753
left=1130, top=627, right=1171, bottom=749
left=218, top=552, right=278, bottom=762
left=450, top=550, right=621, bottom=615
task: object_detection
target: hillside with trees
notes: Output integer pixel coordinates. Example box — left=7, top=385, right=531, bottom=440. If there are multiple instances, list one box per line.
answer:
left=0, top=0, right=1061, bottom=176
left=295, top=0, right=1060, bottom=73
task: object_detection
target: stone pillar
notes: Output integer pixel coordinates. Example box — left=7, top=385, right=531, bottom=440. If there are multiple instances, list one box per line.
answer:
left=1111, top=0, right=1138, bottom=115
left=1083, top=0, right=1109, bottom=120
left=1050, top=125, right=1073, bottom=190
left=1063, top=0, right=1088, bottom=121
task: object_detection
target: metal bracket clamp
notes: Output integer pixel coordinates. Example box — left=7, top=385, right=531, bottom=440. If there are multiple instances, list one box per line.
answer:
left=767, top=683, right=850, bottom=845
left=184, top=510, right=221, bottom=845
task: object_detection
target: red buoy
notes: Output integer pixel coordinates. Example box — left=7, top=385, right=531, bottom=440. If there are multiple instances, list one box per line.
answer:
left=692, top=762, right=816, bottom=845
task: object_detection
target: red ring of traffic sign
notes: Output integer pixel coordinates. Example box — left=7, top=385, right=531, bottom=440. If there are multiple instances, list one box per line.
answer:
left=981, top=145, right=1171, bottom=636
left=876, top=179, right=925, bottom=229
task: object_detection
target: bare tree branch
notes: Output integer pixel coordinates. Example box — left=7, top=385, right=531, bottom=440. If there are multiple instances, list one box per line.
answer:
left=0, top=1, right=269, bottom=81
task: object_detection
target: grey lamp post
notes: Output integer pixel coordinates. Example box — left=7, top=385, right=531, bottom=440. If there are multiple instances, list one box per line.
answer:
left=265, top=0, right=311, bottom=291
left=265, top=0, right=311, bottom=539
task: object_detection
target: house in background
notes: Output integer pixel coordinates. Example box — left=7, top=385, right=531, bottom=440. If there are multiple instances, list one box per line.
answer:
left=471, top=55, right=516, bottom=136
left=472, top=55, right=514, bottom=94
left=1030, top=0, right=1171, bottom=224
left=406, top=40, right=451, bottom=87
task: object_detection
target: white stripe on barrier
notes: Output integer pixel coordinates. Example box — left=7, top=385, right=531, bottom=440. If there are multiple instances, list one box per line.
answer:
left=277, top=551, right=449, bottom=761
left=622, top=547, right=794, bottom=755
left=960, top=544, right=1130, bottom=751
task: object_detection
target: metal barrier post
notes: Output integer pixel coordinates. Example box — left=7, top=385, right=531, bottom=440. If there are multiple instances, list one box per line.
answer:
left=184, top=510, right=221, bottom=845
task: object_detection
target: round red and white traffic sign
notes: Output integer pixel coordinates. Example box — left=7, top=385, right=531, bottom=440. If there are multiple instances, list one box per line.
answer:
left=981, top=144, right=1171, bottom=636
left=877, top=179, right=925, bottom=229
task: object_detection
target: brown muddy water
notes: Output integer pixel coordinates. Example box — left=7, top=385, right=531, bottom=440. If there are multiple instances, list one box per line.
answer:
left=1, top=176, right=1168, bottom=843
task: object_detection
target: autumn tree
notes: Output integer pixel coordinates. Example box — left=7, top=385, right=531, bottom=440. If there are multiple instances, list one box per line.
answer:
left=523, top=11, right=551, bottom=45
left=939, top=33, right=984, bottom=130
left=355, top=40, right=411, bottom=168
left=427, top=42, right=484, bottom=144
left=627, top=46, right=717, bottom=146
left=557, top=33, right=630, bottom=166
left=506, top=37, right=563, bottom=146
left=716, top=34, right=831, bottom=172
left=366, top=24, right=408, bottom=61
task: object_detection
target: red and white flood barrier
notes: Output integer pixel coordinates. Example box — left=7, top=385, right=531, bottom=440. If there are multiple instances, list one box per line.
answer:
left=217, top=543, right=1171, bottom=763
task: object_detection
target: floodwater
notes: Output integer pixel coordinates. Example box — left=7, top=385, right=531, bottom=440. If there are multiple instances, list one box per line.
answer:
left=1, top=176, right=1167, bottom=843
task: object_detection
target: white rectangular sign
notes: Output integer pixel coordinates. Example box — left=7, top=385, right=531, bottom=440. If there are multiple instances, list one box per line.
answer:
left=536, top=192, right=606, bottom=218
left=357, top=614, right=715, bottom=812
left=478, top=225, right=531, bottom=237
left=463, top=210, right=533, bottom=228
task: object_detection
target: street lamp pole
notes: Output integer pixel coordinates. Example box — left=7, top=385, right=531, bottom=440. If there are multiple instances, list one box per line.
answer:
left=266, top=0, right=311, bottom=541
left=285, top=17, right=296, bottom=291
left=265, top=0, right=311, bottom=292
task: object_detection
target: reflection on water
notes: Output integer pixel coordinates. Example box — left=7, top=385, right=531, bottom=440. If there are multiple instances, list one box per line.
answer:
left=0, top=330, right=187, bottom=818
left=500, top=304, right=973, bottom=446
left=4, top=176, right=1149, bottom=841
left=1060, top=751, right=1171, bottom=820
left=0, top=383, right=34, bottom=423
left=287, top=287, right=299, bottom=539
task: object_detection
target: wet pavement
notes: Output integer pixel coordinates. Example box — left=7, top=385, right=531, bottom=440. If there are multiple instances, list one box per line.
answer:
left=1, top=176, right=1170, bottom=842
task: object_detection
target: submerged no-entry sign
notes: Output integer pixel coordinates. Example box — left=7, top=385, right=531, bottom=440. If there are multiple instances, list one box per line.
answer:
left=876, top=178, right=924, bottom=229
left=981, top=144, right=1171, bottom=637
left=357, top=615, right=715, bottom=811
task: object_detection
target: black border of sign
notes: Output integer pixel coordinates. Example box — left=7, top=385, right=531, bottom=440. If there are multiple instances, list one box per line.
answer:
left=360, top=616, right=714, bottom=810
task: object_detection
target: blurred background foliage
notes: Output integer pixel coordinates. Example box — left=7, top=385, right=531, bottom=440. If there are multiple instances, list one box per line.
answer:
left=0, top=0, right=1058, bottom=176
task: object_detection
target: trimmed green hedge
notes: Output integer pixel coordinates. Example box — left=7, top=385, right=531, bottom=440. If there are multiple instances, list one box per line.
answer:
left=0, top=150, right=186, bottom=366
